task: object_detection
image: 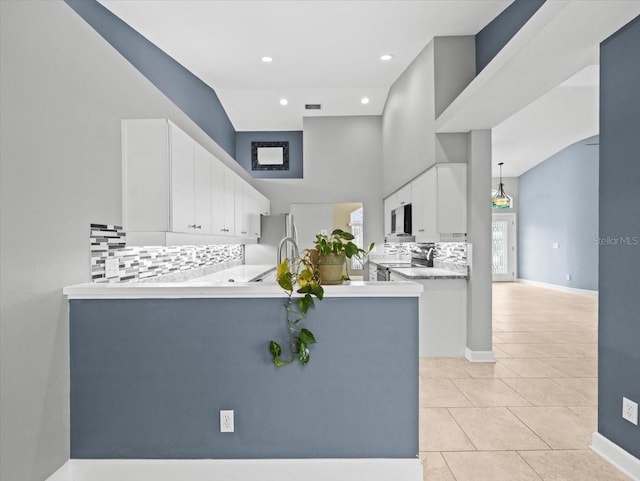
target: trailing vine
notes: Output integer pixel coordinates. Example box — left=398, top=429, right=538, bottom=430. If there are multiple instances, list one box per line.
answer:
left=269, top=252, right=324, bottom=367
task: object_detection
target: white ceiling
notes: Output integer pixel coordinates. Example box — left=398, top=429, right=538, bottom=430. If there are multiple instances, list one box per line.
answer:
left=492, top=65, right=599, bottom=178
left=98, top=0, right=510, bottom=131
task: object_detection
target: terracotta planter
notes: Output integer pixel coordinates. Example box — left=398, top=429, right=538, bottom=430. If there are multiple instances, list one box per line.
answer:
left=317, top=252, right=346, bottom=285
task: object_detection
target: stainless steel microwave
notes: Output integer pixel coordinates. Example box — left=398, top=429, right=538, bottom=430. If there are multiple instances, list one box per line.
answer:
left=391, top=203, right=412, bottom=235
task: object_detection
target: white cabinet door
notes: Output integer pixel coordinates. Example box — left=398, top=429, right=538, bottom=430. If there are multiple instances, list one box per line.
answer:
left=169, top=124, right=196, bottom=233
left=411, top=173, right=425, bottom=236
left=212, top=159, right=235, bottom=236
left=234, top=177, right=250, bottom=237
left=246, top=187, right=261, bottom=238
left=383, top=197, right=392, bottom=236
left=422, top=167, right=438, bottom=239
left=397, top=184, right=412, bottom=207
left=437, top=164, right=466, bottom=234
left=194, top=144, right=212, bottom=234
left=257, top=192, right=271, bottom=216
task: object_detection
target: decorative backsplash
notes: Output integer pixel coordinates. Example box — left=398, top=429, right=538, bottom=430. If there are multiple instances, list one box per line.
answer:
left=434, top=242, right=467, bottom=265
left=90, top=224, right=243, bottom=283
left=383, top=242, right=417, bottom=256
left=382, top=241, right=467, bottom=265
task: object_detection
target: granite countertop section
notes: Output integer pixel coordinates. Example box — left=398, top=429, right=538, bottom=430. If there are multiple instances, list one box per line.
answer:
left=388, top=266, right=468, bottom=280
left=183, top=264, right=275, bottom=283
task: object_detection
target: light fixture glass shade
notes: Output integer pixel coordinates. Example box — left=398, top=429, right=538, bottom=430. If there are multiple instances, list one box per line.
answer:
left=491, top=163, right=512, bottom=209
left=491, top=188, right=512, bottom=209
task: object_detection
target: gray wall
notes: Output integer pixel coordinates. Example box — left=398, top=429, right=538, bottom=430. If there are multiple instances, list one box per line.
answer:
left=466, top=130, right=493, bottom=354
left=254, top=116, right=384, bottom=251
left=69, top=297, right=419, bottom=458
left=518, top=136, right=599, bottom=290
left=475, top=0, right=545, bottom=73
left=0, top=2, right=249, bottom=479
left=64, top=0, right=236, bottom=158
left=598, top=16, right=640, bottom=458
left=382, top=37, right=474, bottom=196
left=235, top=131, right=303, bottom=179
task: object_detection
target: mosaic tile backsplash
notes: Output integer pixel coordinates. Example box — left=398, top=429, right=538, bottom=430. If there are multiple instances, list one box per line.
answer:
left=382, top=241, right=467, bottom=265
left=90, top=224, right=244, bottom=283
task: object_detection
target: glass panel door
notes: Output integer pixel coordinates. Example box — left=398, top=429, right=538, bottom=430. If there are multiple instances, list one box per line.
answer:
left=492, top=213, right=516, bottom=282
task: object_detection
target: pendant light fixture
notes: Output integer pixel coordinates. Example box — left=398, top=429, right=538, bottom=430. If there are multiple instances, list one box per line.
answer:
left=491, top=162, right=511, bottom=209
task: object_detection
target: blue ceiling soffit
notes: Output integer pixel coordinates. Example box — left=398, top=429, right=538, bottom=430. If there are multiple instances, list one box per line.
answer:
left=64, top=0, right=236, bottom=158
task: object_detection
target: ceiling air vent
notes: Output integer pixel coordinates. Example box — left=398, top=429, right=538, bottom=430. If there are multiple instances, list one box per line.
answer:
left=305, top=104, right=322, bottom=110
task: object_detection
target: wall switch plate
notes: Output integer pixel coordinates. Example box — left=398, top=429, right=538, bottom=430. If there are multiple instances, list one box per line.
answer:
left=552, top=243, right=560, bottom=249
left=622, top=397, right=638, bottom=425
left=566, top=274, right=572, bottom=281
left=105, top=257, right=119, bottom=278
left=220, top=410, right=234, bottom=432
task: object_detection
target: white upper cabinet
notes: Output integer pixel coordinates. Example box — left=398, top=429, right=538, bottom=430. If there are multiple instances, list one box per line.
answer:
left=193, top=143, right=213, bottom=234
left=123, top=119, right=270, bottom=245
left=383, top=197, right=393, bottom=236
left=410, top=163, right=467, bottom=241
left=257, top=192, right=271, bottom=217
left=385, top=184, right=412, bottom=212
left=211, top=159, right=235, bottom=236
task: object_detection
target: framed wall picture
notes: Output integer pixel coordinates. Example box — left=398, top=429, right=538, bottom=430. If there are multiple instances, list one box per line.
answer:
left=251, top=141, right=290, bottom=171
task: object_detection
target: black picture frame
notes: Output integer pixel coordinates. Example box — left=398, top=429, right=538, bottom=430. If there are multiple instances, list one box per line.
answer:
left=251, top=141, right=290, bottom=171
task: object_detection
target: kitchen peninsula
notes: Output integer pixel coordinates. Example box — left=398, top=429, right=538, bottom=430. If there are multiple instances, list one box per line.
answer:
left=63, top=280, right=422, bottom=478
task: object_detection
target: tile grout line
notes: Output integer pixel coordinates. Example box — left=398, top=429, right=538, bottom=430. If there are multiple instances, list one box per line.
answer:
left=505, top=406, right=554, bottom=451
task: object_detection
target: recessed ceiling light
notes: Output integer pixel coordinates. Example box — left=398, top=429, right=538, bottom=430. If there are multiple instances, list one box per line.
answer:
left=361, top=97, right=370, bottom=105
left=279, top=98, right=288, bottom=106
left=261, top=56, right=273, bottom=63
left=380, top=54, right=393, bottom=61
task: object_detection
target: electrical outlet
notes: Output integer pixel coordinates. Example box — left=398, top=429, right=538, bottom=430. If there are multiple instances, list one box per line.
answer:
left=566, top=274, right=572, bottom=281
left=220, top=410, right=234, bottom=432
left=622, top=397, right=638, bottom=425
left=105, top=257, right=120, bottom=278
left=552, top=243, right=560, bottom=249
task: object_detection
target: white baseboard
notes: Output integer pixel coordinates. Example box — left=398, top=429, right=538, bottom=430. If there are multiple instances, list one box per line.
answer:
left=465, top=348, right=496, bottom=363
left=516, top=278, right=598, bottom=296
left=591, top=432, right=640, bottom=481
left=46, top=458, right=424, bottom=481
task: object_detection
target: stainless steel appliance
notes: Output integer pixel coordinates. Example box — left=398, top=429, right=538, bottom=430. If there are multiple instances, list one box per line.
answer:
left=244, top=213, right=298, bottom=265
left=390, top=203, right=413, bottom=236
left=411, top=243, right=435, bottom=268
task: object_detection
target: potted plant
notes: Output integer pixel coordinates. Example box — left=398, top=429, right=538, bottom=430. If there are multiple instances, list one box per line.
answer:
left=269, top=251, right=324, bottom=367
left=313, top=229, right=374, bottom=285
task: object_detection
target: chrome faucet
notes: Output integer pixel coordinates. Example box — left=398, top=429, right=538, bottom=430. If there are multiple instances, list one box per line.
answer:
left=277, top=237, right=299, bottom=265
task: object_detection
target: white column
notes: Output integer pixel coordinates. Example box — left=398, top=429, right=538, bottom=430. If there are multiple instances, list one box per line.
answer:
left=465, top=130, right=494, bottom=362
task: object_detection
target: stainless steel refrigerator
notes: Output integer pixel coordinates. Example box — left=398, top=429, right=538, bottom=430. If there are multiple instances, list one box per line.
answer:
left=244, top=214, right=298, bottom=266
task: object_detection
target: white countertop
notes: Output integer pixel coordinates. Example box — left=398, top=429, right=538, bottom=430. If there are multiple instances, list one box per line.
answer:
left=64, top=280, right=422, bottom=299
left=183, top=264, right=275, bottom=283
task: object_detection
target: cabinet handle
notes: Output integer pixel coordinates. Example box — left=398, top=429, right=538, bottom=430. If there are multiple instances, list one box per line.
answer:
left=241, top=231, right=247, bottom=235
left=196, top=225, right=202, bottom=229
left=400, top=201, right=405, bottom=205
left=188, top=224, right=196, bottom=228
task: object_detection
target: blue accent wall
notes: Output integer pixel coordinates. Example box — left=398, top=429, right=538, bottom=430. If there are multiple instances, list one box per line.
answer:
left=475, top=0, right=545, bottom=74
left=236, top=131, right=304, bottom=179
left=598, top=15, right=640, bottom=459
left=64, top=0, right=236, bottom=158
left=518, top=135, right=599, bottom=290
left=70, top=297, right=419, bottom=459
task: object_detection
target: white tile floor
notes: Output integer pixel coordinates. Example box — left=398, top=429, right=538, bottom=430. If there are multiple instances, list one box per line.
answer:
left=419, top=282, right=632, bottom=481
